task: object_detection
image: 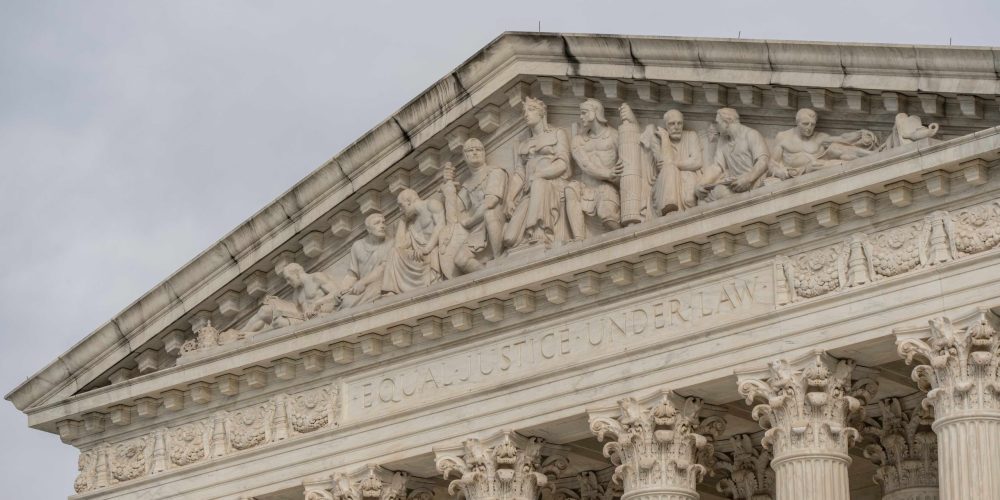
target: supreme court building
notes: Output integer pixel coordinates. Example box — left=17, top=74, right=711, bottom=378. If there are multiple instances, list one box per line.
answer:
left=8, top=32, right=1000, bottom=500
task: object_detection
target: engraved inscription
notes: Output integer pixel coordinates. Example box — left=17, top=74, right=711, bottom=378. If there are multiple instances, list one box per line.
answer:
left=346, top=268, right=773, bottom=415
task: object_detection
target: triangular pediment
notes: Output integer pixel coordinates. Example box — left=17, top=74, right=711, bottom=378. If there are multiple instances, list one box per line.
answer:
left=9, top=32, right=1000, bottom=435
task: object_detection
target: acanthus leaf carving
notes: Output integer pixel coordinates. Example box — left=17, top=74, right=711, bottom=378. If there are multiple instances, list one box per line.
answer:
left=588, top=391, right=725, bottom=499
left=168, top=420, right=209, bottom=467
left=897, top=311, right=1000, bottom=416
left=289, top=384, right=338, bottom=434
left=435, top=430, right=568, bottom=500
left=109, top=435, right=149, bottom=483
left=861, top=398, right=938, bottom=496
left=227, top=401, right=274, bottom=451
left=737, top=353, right=876, bottom=457
left=714, top=434, right=774, bottom=500
left=553, top=470, right=622, bottom=500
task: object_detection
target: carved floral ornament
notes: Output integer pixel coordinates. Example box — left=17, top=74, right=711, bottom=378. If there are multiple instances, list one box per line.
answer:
left=73, top=384, right=339, bottom=494
left=587, top=391, right=726, bottom=498
left=896, top=310, right=1000, bottom=417
left=434, top=430, right=569, bottom=500
left=774, top=201, right=1000, bottom=306
left=168, top=98, right=960, bottom=360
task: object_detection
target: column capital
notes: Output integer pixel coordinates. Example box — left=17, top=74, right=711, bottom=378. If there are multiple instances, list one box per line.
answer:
left=304, top=464, right=434, bottom=500
left=861, top=398, right=938, bottom=497
left=737, top=352, right=879, bottom=458
left=587, top=390, right=726, bottom=500
left=714, top=434, right=775, bottom=500
left=553, top=469, right=622, bottom=500
left=896, top=309, right=1000, bottom=420
left=434, top=430, right=569, bottom=500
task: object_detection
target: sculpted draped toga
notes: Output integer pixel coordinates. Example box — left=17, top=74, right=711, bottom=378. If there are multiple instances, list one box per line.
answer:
left=382, top=200, right=444, bottom=294
left=503, top=127, right=572, bottom=247
left=653, top=130, right=703, bottom=213
left=337, top=237, right=392, bottom=309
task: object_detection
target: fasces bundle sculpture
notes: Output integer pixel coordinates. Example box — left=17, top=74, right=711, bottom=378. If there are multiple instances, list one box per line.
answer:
left=213, top=98, right=941, bottom=339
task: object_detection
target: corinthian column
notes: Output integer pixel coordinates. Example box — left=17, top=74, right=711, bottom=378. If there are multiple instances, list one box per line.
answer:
left=861, top=398, right=938, bottom=500
left=737, top=352, right=878, bottom=500
left=896, top=311, right=1000, bottom=500
left=304, top=464, right=435, bottom=500
left=714, top=434, right=774, bottom=500
left=587, top=390, right=727, bottom=500
left=434, top=430, right=569, bottom=500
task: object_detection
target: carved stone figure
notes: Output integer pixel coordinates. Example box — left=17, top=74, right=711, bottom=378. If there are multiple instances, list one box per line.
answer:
left=697, top=108, right=770, bottom=202
left=338, top=213, right=392, bottom=309
left=879, top=113, right=939, bottom=151
left=767, top=109, right=878, bottom=180
left=567, top=98, right=622, bottom=240
left=239, top=263, right=340, bottom=334
left=502, top=97, right=572, bottom=248
left=439, top=138, right=509, bottom=277
left=617, top=103, right=655, bottom=225
left=645, top=109, right=704, bottom=214
left=382, top=189, right=444, bottom=295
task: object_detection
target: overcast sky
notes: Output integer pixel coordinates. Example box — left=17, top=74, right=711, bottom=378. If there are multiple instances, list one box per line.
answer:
left=1, top=1, right=996, bottom=497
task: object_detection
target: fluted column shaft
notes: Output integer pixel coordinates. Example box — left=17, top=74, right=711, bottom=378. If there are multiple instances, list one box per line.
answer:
left=934, top=414, right=1000, bottom=500
left=771, top=453, right=851, bottom=500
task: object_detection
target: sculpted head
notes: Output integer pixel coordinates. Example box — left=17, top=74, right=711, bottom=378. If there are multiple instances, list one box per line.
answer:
left=279, top=263, right=306, bottom=288
left=795, top=108, right=818, bottom=138
left=364, top=212, right=386, bottom=239
left=664, top=109, right=685, bottom=141
left=715, top=108, right=740, bottom=135
left=579, top=98, right=607, bottom=129
left=523, top=96, right=547, bottom=127
left=462, top=138, right=486, bottom=167
left=397, top=189, right=420, bottom=218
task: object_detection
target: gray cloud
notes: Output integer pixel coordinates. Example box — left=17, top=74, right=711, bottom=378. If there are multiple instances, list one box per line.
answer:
left=1, top=0, right=996, bottom=496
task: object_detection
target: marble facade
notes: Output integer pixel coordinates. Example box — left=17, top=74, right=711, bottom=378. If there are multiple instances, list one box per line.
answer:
left=8, top=33, right=1000, bottom=499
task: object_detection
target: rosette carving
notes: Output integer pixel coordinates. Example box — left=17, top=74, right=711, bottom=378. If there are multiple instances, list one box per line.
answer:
left=110, top=436, right=149, bottom=483
left=952, top=201, right=1000, bottom=256
left=588, top=391, right=725, bottom=500
left=869, top=223, right=923, bottom=278
left=435, top=430, right=568, bottom=500
left=289, top=385, right=338, bottom=434
left=227, top=402, right=274, bottom=451
left=789, top=247, right=842, bottom=299
left=168, top=420, right=209, bottom=467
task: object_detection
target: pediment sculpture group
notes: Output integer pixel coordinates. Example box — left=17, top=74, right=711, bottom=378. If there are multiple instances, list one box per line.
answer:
left=214, top=97, right=940, bottom=339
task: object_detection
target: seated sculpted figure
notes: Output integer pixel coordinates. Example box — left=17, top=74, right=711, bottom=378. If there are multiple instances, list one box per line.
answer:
left=238, top=263, right=340, bottom=334
left=645, top=109, right=704, bottom=214
left=439, top=138, right=508, bottom=278
left=382, top=188, right=445, bottom=294
left=768, top=108, right=878, bottom=180
left=567, top=98, right=622, bottom=240
left=502, top=96, right=572, bottom=248
left=696, top=108, right=770, bottom=202
left=337, top=213, right=393, bottom=309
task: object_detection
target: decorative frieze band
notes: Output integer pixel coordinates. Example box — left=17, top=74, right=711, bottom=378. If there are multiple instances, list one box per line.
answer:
left=73, top=383, right=339, bottom=494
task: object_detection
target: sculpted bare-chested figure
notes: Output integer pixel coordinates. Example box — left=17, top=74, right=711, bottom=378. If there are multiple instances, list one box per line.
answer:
left=768, top=108, right=878, bottom=180
left=337, top=213, right=392, bottom=309
left=567, top=98, right=621, bottom=240
left=239, top=263, right=339, bottom=334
